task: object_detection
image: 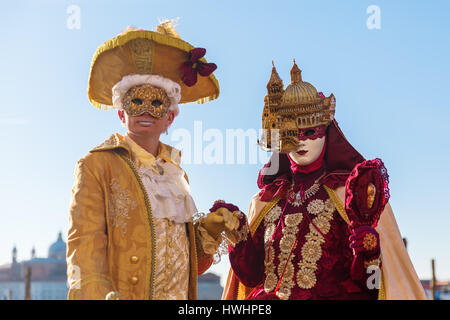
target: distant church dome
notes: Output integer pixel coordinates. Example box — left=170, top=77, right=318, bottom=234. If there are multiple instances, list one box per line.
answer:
left=48, top=232, right=66, bottom=260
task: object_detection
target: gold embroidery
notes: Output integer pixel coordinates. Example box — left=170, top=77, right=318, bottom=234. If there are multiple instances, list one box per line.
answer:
left=264, top=272, right=277, bottom=293
left=108, top=178, right=137, bottom=234
left=275, top=213, right=303, bottom=300
left=276, top=261, right=295, bottom=300
left=264, top=225, right=275, bottom=243
left=306, top=199, right=325, bottom=215
left=263, top=206, right=280, bottom=293
left=312, top=216, right=331, bottom=234
left=296, top=267, right=317, bottom=289
left=279, top=234, right=296, bottom=252
left=285, top=213, right=303, bottom=226
left=295, top=195, right=335, bottom=290
left=129, top=38, right=153, bottom=74
left=301, top=241, right=322, bottom=263
left=263, top=196, right=337, bottom=298
left=264, top=205, right=282, bottom=224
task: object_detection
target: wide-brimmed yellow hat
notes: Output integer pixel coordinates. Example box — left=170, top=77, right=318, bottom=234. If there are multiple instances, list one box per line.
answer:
left=87, top=22, right=220, bottom=110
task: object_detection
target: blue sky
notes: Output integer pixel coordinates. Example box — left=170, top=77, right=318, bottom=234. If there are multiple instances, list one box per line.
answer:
left=1, top=0, right=449, bottom=287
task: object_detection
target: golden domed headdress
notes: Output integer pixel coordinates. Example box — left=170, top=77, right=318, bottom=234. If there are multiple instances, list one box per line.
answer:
left=260, top=60, right=335, bottom=152
left=87, top=21, right=219, bottom=113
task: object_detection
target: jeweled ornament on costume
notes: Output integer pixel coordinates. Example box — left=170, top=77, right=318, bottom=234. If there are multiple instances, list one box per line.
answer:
left=287, top=173, right=325, bottom=207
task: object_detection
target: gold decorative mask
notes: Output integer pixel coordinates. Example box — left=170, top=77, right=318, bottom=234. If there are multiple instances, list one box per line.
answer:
left=122, top=84, right=171, bottom=118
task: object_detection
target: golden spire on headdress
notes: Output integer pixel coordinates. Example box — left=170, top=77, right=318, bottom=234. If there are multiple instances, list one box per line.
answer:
left=267, top=61, right=283, bottom=87
left=290, top=59, right=302, bottom=84
left=283, top=59, right=318, bottom=105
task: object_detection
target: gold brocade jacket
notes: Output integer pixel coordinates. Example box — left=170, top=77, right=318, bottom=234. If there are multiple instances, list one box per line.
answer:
left=67, top=133, right=213, bottom=300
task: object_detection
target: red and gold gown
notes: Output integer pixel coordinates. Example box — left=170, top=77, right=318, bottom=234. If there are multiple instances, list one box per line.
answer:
left=222, top=120, right=426, bottom=300
left=227, top=163, right=379, bottom=300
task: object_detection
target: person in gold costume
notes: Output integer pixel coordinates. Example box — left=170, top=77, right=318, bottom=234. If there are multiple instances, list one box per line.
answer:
left=66, top=22, right=240, bottom=300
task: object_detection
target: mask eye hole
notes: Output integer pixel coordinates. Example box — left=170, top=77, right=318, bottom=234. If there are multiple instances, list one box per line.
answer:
left=304, top=129, right=316, bottom=137
left=152, top=100, right=163, bottom=107
left=131, top=98, right=143, bottom=105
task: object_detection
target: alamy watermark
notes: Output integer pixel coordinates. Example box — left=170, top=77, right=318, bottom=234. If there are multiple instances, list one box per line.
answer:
left=167, top=121, right=281, bottom=173
left=367, top=5, right=381, bottom=30
left=67, top=5, right=81, bottom=30
left=367, top=265, right=381, bottom=290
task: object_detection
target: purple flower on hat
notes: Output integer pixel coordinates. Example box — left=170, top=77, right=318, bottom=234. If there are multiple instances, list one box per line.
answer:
left=180, top=48, right=217, bottom=87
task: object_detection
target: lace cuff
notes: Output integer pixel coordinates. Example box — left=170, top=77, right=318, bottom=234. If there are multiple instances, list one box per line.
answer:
left=194, top=215, right=228, bottom=264
left=223, top=212, right=249, bottom=248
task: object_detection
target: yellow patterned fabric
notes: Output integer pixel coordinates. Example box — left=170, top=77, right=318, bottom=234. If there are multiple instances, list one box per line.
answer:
left=153, top=219, right=190, bottom=299
left=67, top=133, right=213, bottom=300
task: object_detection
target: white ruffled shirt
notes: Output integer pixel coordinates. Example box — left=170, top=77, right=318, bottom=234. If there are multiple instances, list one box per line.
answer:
left=124, top=135, right=197, bottom=223
left=137, top=160, right=197, bottom=223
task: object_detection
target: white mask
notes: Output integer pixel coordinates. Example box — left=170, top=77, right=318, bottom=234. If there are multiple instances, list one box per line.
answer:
left=288, top=136, right=325, bottom=166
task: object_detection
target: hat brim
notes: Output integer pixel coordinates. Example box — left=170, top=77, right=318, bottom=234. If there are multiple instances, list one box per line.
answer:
left=88, top=30, right=219, bottom=109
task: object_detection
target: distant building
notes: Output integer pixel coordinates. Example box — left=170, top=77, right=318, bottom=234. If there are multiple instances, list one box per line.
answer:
left=0, top=232, right=223, bottom=300
left=197, top=272, right=223, bottom=300
left=0, top=232, right=68, bottom=300
left=421, top=280, right=450, bottom=300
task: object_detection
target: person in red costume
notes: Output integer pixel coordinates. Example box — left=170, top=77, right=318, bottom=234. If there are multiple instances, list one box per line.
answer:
left=220, top=61, right=426, bottom=300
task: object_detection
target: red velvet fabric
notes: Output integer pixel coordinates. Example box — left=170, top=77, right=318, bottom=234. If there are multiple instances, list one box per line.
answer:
left=348, top=225, right=381, bottom=281
left=229, top=185, right=379, bottom=300
left=209, top=200, right=240, bottom=213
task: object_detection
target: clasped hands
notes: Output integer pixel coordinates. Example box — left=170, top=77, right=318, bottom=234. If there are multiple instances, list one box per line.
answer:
left=201, top=200, right=242, bottom=240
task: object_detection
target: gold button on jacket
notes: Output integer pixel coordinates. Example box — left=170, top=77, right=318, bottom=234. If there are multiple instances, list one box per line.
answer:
left=67, top=134, right=213, bottom=300
left=129, top=276, right=139, bottom=285
left=130, top=256, right=139, bottom=264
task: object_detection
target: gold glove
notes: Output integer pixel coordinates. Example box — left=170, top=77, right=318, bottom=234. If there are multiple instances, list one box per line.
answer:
left=202, top=208, right=241, bottom=240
